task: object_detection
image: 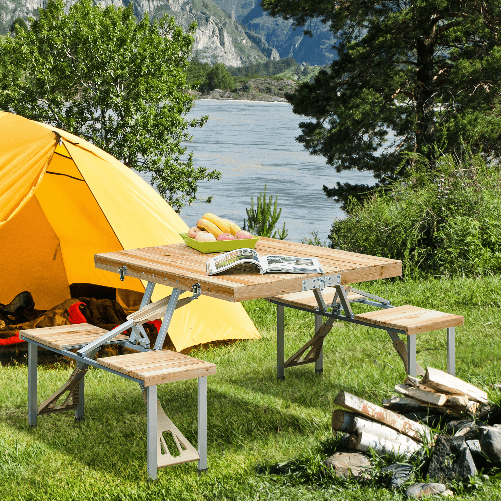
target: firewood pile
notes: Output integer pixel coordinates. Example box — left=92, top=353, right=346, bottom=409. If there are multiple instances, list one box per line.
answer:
left=327, top=367, right=500, bottom=497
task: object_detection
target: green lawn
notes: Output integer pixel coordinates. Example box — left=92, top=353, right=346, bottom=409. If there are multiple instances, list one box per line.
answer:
left=2, top=276, right=501, bottom=500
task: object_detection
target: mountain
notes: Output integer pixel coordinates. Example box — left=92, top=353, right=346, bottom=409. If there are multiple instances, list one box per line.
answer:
left=0, top=0, right=336, bottom=66
left=0, top=0, right=274, bottom=67
left=212, top=0, right=336, bottom=65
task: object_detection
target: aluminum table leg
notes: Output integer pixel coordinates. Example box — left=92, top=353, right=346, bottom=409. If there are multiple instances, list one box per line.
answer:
left=28, top=342, right=38, bottom=427
left=407, top=334, right=417, bottom=377
left=447, top=327, right=455, bottom=376
left=198, top=376, right=208, bottom=473
left=146, top=385, right=158, bottom=480
left=277, top=304, right=285, bottom=380
left=314, top=313, right=324, bottom=374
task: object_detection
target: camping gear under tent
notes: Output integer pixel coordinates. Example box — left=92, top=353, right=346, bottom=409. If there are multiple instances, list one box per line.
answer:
left=0, top=112, right=260, bottom=351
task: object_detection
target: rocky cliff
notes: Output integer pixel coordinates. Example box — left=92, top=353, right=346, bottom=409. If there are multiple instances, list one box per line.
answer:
left=212, top=0, right=336, bottom=65
left=0, top=0, right=269, bottom=67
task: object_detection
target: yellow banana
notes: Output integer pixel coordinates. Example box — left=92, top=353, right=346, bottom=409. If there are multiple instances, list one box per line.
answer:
left=197, top=218, right=223, bottom=237
left=202, top=213, right=231, bottom=234
left=222, top=218, right=241, bottom=236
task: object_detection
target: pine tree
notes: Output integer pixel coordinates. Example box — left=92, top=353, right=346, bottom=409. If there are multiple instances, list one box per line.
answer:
left=262, top=0, right=501, bottom=206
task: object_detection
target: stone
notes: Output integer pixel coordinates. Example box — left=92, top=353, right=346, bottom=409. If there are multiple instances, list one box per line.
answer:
left=479, top=428, right=501, bottom=464
left=427, top=435, right=476, bottom=482
left=381, top=463, right=414, bottom=488
left=476, top=404, right=501, bottom=425
left=445, top=419, right=475, bottom=435
left=324, top=452, right=372, bottom=479
left=467, top=439, right=490, bottom=470
left=456, top=446, right=477, bottom=480
left=405, top=482, right=447, bottom=498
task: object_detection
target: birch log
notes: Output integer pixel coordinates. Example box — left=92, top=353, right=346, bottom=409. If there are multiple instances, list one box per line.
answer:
left=349, top=431, right=422, bottom=456
left=334, top=391, right=433, bottom=442
left=332, top=410, right=420, bottom=452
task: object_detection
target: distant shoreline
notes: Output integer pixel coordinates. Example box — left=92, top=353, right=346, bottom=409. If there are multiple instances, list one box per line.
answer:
left=196, top=96, right=290, bottom=104
left=191, top=77, right=297, bottom=104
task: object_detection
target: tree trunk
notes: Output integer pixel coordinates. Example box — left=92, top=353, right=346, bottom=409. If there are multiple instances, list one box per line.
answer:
left=415, top=22, right=436, bottom=165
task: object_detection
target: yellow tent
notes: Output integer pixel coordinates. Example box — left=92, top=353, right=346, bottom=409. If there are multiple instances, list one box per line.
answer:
left=0, top=112, right=260, bottom=351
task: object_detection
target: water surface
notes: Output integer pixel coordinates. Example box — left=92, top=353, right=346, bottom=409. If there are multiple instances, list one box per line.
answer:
left=141, top=100, right=374, bottom=243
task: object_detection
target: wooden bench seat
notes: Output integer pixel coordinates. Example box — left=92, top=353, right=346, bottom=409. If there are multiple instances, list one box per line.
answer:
left=354, top=305, right=464, bottom=336
left=270, top=286, right=464, bottom=378
left=95, top=350, right=217, bottom=387
left=20, top=323, right=216, bottom=478
left=271, top=287, right=366, bottom=310
left=20, top=323, right=128, bottom=350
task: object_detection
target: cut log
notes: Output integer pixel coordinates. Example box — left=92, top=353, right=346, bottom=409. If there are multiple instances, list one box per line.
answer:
left=445, top=394, right=469, bottom=407
left=394, top=384, right=447, bottom=406
left=422, top=367, right=488, bottom=404
left=383, top=396, right=429, bottom=412
left=383, top=396, right=466, bottom=416
left=349, top=431, right=422, bottom=456
left=332, top=410, right=420, bottom=449
left=404, top=375, right=422, bottom=388
left=334, top=391, right=432, bottom=442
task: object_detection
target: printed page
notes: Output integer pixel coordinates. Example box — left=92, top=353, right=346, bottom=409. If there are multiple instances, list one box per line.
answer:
left=263, top=255, right=323, bottom=274
left=206, top=248, right=264, bottom=275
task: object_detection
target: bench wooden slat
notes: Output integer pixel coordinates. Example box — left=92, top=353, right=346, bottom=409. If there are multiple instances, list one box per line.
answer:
left=96, top=350, right=217, bottom=386
left=19, top=324, right=128, bottom=350
left=354, top=305, right=464, bottom=335
left=272, top=287, right=366, bottom=310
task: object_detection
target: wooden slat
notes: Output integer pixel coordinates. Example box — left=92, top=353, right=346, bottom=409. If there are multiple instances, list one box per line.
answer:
left=19, top=324, right=128, bottom=350
left=271, top=287, right=365, bottom=310
left=94, top=238, right=402, bottom=303
left=354, top=305, right=464, bottom=335
left=96, top=350, right=217, bottom=386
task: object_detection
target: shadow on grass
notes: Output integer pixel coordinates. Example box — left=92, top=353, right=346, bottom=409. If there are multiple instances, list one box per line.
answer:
left=1, top=377, right=315, bottom=480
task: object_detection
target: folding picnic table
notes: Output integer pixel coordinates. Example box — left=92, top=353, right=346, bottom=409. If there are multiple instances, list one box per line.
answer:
left=21, top=237, right=403, bottom=479
left=93, top=237, right=405, bottom=377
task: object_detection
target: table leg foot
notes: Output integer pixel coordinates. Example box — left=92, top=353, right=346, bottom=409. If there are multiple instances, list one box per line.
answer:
left=315, top=369, right=323, bottom=375
left=74, top=416, right=85, bottom=423
left=198, top=468, right=208, bottom=476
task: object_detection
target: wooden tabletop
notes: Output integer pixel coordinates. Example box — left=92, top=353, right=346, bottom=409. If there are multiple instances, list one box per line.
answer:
left=95, top=238, right=402, bottom=302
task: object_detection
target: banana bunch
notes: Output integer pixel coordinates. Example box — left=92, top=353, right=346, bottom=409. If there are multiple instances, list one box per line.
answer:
left=188, top=213, right=254, bottom=242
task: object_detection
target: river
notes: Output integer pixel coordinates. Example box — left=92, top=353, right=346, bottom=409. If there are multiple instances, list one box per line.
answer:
left=140, top=99, right=374, bottom=243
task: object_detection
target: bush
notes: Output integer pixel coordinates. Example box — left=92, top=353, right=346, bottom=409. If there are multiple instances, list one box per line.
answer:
left=328, top=152, right=501, bottom=278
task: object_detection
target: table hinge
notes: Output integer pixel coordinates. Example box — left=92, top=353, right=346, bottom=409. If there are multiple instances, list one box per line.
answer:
left=191, top=283, right=201, bottom=299
left=119, top=266, right=127, bottom=281
left=302, top=275, right=341, bottom=291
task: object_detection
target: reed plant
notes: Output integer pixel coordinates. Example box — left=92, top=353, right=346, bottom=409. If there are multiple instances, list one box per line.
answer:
left=1, top=276, right=501, bottom=500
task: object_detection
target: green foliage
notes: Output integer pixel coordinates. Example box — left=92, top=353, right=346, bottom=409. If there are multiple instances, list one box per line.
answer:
left=186, top=59, right=211, bottom=90
left=203, top=63, right=235, bottom=92
left=0, top=0, right=220, bottom=212
left=328, top=152, right=501, bottom=278
left=187, top=61, right=235, bottom=92
left=262, top=0, right=501, bottom=207
left=243, top=186, right=288, bottom=239
left=9, top=17, right=28, bottom=34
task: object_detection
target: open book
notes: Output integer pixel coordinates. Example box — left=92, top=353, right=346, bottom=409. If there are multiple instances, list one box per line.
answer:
left=206, top=248, right=323, bottom=275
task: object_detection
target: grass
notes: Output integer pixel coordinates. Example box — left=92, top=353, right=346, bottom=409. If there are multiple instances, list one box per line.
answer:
left=2, top=276, right=501, bottom=500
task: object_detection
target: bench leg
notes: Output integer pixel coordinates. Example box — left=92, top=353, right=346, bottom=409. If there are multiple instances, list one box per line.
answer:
left=75, top=368, right=85, bottom=422
left=314, top=313, right=324, bottom=374
left=407, top=334, right=417, bottom=377
left=146, top=385, right=158, bottom=481
left=447, top=327, right=455, bottom=376
left=277, top=304, right=285, bottom=380
left=198, top=376, right=208, bottom=473
left=28, top=342, right=38, bottom=427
